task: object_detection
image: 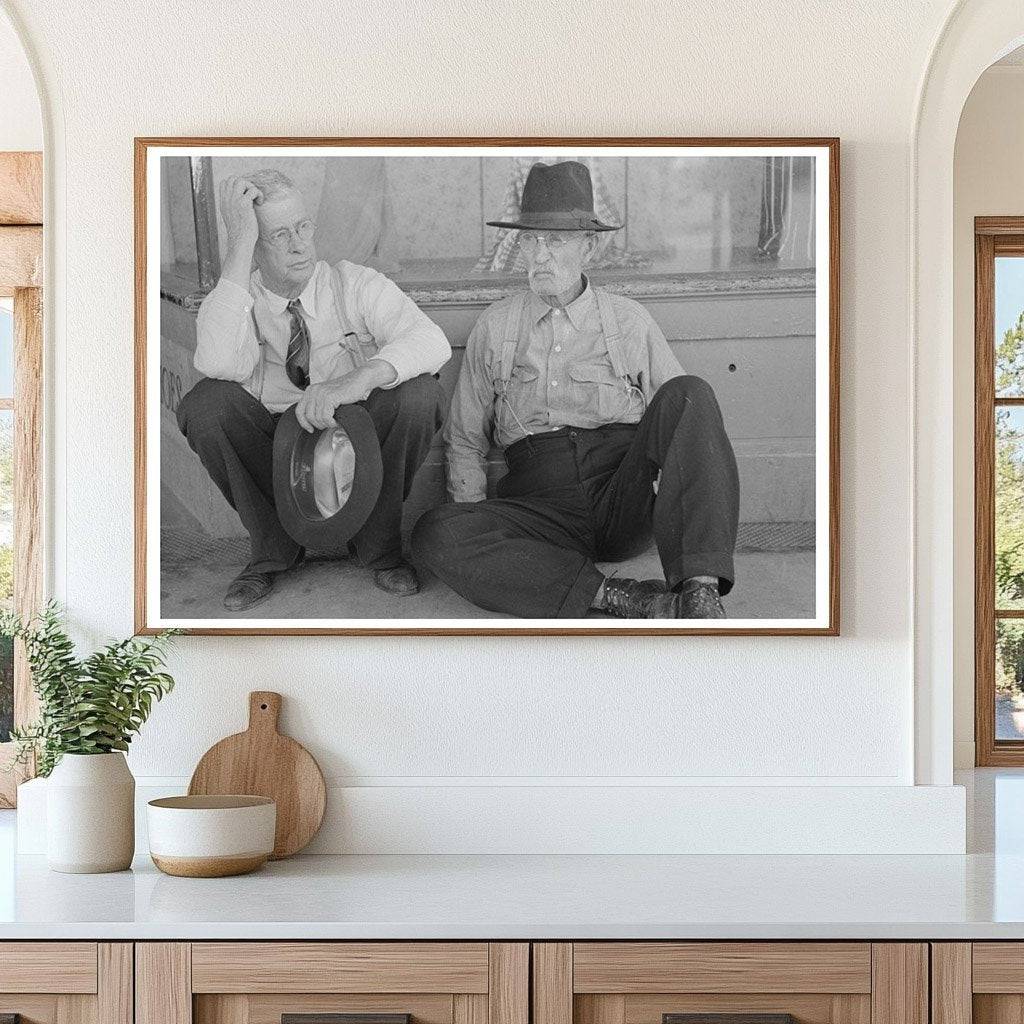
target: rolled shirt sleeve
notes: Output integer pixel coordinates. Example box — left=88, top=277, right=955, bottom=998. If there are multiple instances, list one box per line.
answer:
left=444, top=315, right=497, bottom=503
left=194, top=278, right=261, bottom=382
left=348, top=264, right=451, bottom=387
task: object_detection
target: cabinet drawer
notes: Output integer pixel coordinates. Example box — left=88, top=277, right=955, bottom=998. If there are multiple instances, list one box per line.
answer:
left=191, top=943, right=490, bottom=993
left=533, top=943, right=925, bottom=1024
left=0, top=942, right=98, bottom=993
left=139, top=942, right=528, bottom=1024
left=572, top=943, right=872, bottom=994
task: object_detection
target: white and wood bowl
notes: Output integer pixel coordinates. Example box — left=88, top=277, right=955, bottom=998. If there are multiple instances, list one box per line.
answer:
left=147, top=795, right=276, bottom=878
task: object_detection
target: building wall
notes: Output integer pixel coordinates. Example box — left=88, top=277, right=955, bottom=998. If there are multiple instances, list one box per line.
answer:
left=952, top=65, right=1024, bottom=767
left=0, top=0, right=976, bottom=852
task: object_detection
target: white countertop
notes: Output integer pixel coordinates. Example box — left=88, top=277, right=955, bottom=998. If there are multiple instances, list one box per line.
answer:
left=1, top=769, right=1022, bottom=941
left=1, top=848, right=1023, bottom=940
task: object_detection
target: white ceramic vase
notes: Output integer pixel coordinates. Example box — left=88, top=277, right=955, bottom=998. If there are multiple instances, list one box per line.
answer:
left=46, top=752, right=135, bottom=873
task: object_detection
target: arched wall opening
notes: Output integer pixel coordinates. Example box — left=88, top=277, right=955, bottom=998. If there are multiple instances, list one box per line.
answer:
left=914, top=0, right=1024, bottom=784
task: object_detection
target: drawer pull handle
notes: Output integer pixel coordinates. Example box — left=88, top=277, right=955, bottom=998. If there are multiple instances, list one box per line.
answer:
left=283, top=1016, right=411, bottom=1024
left=665, top=1016, right=797, bottom=1024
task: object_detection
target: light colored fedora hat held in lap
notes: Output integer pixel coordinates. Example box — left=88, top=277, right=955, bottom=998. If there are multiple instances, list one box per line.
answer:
left=487, top=161, right=622, bottom=232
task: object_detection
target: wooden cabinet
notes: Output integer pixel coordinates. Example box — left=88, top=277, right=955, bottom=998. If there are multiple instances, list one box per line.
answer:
left=0, top=942, right=132, bottom=1024
left=136, top=943, right=528, bottom=1024
left=532, top=943, right=928, bottom=1024
left=931, top=943, right=1024, bottom=1024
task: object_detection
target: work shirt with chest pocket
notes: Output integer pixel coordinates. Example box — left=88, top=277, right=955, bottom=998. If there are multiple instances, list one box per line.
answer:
left=444, top=279, right=683, bottom=503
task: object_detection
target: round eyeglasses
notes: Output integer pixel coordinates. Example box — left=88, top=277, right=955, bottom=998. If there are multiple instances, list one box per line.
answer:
left=518, top=231, right=585, bottom=253
left=262, top=219, right=316, bottom=251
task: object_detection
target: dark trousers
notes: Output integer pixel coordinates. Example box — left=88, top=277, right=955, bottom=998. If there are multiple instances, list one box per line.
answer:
left=177, top=374, right=446, bottom=572
left=411, top=375, right=739, bottom=618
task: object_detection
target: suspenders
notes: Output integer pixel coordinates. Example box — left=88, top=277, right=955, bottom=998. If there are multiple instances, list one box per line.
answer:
left=493, top=287, right=640, bottom=425
left=247, top=265, right=364, bottom=402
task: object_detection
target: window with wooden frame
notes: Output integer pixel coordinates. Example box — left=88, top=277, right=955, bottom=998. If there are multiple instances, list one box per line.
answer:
left=0, top=151, right=43, bottom=806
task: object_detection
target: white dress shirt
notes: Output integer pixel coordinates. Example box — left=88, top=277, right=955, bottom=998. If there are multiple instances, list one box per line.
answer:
left=194, top=259, right=451, bottom=414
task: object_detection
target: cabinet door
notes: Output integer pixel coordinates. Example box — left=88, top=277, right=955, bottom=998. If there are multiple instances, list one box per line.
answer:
left=137, top=943, right=528, bottom=1024
left=534, top=943, right=927, bottom=1024
left=0, top=942, right=132, bottom=1024
left=936, top=943, right=1024, bottom=1024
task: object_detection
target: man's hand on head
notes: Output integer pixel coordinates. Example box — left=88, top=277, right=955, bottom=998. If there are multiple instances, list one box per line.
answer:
left=218, top=176, right=262, bottom=287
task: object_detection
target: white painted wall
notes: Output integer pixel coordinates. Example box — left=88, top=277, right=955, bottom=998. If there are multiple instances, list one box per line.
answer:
left=952, top=64, right=1024, bottom=768
left=0, top=7, right=39, bottom=151
left=0, top=0, right=984, bottom=851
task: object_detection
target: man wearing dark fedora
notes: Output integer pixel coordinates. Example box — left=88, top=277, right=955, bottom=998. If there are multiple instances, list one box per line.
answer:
left=177, top=168, right=451, bottom=611
left=412, top=160, right=740, bottom=619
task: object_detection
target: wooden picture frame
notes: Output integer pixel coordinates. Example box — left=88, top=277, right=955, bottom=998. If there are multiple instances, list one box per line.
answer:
left=135, top=137, right=840, bottom=636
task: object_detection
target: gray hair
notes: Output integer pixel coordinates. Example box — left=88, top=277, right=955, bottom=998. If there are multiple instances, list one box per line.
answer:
left=247, top=168, right=299, bottom=203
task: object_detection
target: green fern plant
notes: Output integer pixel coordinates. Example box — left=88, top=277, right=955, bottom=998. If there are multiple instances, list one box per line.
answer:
left=1, top=602, right=179, bottom=777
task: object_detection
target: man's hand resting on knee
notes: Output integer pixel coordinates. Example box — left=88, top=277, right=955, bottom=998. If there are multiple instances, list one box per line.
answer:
left=294, top=359, right=398, bottom=431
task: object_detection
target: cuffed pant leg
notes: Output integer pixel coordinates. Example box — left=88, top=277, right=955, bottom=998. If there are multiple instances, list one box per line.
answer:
left=176, top=378, right=301, bottom=572
left=350, top=374, right=447, bottom=571
left=411, top=500, right=604, bottom=618
left=596, top=376, right=739, bottom=594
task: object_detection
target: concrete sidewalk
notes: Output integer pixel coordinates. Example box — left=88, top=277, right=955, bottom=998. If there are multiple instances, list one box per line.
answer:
left=160, top=543, right=815, bottom=621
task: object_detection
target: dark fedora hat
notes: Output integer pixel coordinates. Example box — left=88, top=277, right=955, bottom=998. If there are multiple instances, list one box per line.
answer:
left=273, top=404, right=383, bottom=551
left=487, top=160, right=621, bottom=232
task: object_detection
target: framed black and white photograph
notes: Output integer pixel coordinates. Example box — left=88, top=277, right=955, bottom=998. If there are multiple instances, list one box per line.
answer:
left=136, top=138, right=839, bottom=635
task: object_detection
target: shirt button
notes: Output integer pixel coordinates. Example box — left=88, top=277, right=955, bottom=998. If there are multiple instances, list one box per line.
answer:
left=551, top=381, right=559, bottom=387
left=552, top=309, right=561, bottom=316
left=554, top=345, right=562, bottom=352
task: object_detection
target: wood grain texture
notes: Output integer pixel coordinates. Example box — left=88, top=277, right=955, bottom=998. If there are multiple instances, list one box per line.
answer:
left=55, top=995, right=95, bottom=1024
left=97, top=945, right=133, bottom=1024
left=831, top=995, right=872, bottom=1024
left=0, top=226, right=41, bottom=292
left=489, top=943, right=528, bottom=1024
left=975, top=995, right=1024, bottom=1024
left=192, top=942, right=489, bottom=994
left=870, top=945, right=927, bottom=1024
left=0, top=152, right=42, bottom=224
left=134, top=135, right=840, bottom=637
left=577, top=996, right=626, bottom=1024
left=454, top=994, right=488, bottom=1024
left=972, top=943, right=1024, bottom=991
left=239, top=993, right=452, bottom=1024
left=193, top=995, right=249, bottom=1024
left=573, top=943, right=872, bottom=994
left=622, top=994, right=837, bottom=1024
left=0, top=943, right=97, bottom=993
left=188, top=691, right=326, bottom=859
left=0, top=996, right=59, bottom=1024
left=931, top=944, right=971, bottom=1024
left=534, top=944, right=572, bottom=1024
left=136, top=943, right=192, bottom=1024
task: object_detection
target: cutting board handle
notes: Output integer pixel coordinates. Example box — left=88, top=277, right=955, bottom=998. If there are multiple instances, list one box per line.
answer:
left=248, top=691, right=282, bottom=734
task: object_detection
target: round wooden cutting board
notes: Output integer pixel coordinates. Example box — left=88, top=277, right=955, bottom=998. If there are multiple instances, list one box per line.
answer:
left=188, top=691, right=326, bottom=859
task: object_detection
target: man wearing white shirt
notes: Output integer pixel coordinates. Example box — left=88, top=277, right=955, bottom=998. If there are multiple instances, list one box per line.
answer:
left=177, top=169, right=451, bottom=611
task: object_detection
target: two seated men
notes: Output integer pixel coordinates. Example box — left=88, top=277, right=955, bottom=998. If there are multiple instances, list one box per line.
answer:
left=178, top=162, right=739, bottom=619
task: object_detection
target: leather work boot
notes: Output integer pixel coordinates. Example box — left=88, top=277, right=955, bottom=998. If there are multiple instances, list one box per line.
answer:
left=600, top=577, right=669, bottom=617
left=665, top=578, right=727, bottom=619
left=374, top=562, right=421, bottom=596
left=223, top=566, right=276, bottom=611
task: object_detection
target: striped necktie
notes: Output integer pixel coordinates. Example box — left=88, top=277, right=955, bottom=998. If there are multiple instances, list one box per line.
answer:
left=285, top=298, right=310, bottom=389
